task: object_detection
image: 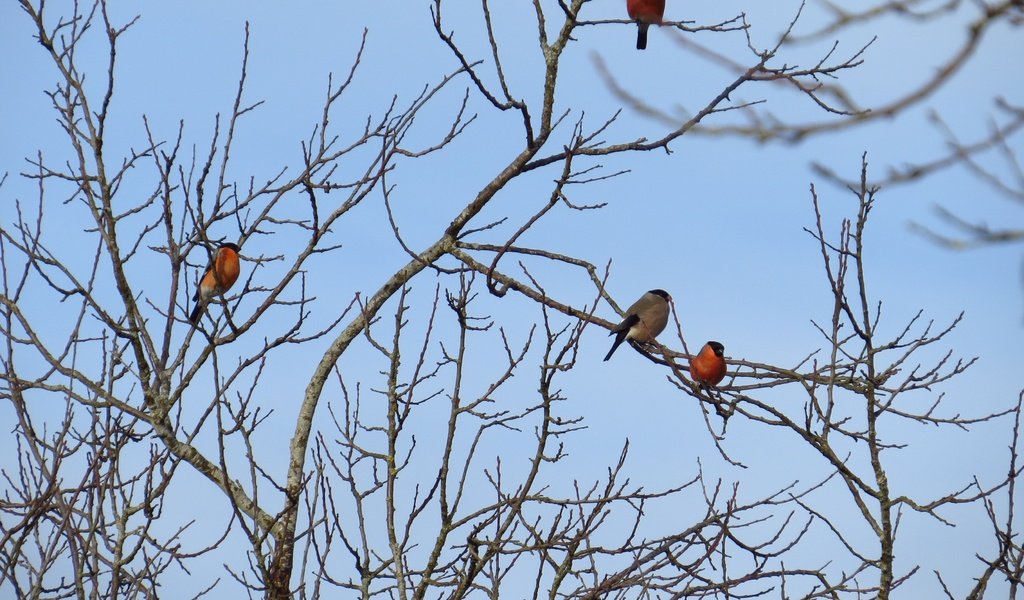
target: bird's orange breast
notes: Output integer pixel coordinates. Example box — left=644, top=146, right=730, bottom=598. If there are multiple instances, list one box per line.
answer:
left=627, top=0, right=665, bottom=23
left=689, top=348, right=727, bottom=386
left=213, top=248, right=241, bottom=292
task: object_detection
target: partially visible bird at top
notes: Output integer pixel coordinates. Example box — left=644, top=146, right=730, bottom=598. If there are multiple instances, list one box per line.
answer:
left=627, top=0, right=666, bottom=50
left=604, top=289, right=672, bottom=361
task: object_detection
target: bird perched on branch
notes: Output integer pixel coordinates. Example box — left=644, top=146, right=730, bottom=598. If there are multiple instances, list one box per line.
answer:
left=626, top=0, right=666, bottom=50
left=604, top=289, right=671, bottom=361
left=189, top=242, right=241, bottom=325
left=689, top=341, right=727, bottom=387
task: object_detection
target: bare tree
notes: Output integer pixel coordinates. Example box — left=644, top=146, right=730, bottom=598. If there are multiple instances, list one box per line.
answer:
left=604, top=0, right=1024, bottom=295
left=1, top=1, right=1019, bottom=598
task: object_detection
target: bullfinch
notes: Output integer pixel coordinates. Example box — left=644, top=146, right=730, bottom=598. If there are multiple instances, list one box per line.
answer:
left=626, top=0, right=666, bottom=50
left=189, top=242, right=241, bottom=325
left=689, top=341, right=727, bottom=387
left=604, top=289, right=671, bottom=361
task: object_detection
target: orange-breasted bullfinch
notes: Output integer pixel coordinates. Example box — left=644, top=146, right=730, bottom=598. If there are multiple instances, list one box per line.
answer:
left=604, top=289, right=671, bottom=361
left=627, top=0, right=666, bottom=50
left=189, top=242, right=241, bottom=325
left=690, top=341, right=727, bottom=387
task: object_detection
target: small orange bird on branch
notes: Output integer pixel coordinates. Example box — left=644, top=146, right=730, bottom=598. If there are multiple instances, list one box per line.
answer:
left=626, top=0, right=665, bottom=50
left=189, top=242, right=241, bottom=325
left=689, top=341, right=727, bottom=387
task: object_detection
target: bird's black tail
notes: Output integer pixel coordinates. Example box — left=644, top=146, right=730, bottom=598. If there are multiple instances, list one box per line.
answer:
left=636, top=23, right=649, bottom=50
left=188, top=300, right=203, bottom=325
left=604, top=331, right=627, bottom=361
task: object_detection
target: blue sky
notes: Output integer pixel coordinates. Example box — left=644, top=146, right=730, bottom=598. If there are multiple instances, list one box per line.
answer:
left=2, top=1, right=1022, bottom=596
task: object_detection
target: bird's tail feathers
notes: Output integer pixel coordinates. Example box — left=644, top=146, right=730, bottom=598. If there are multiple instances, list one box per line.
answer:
left=188, top=300, right=203, bottom=325
left=604, top=332, right=627, bottom=361
left=636, top=23, right=649, bottom=50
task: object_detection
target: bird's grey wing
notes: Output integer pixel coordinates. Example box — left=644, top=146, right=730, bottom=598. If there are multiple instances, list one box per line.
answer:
left=644, top=300, right=670, bottom=338
left=611, top=312, right=640, bottom=334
